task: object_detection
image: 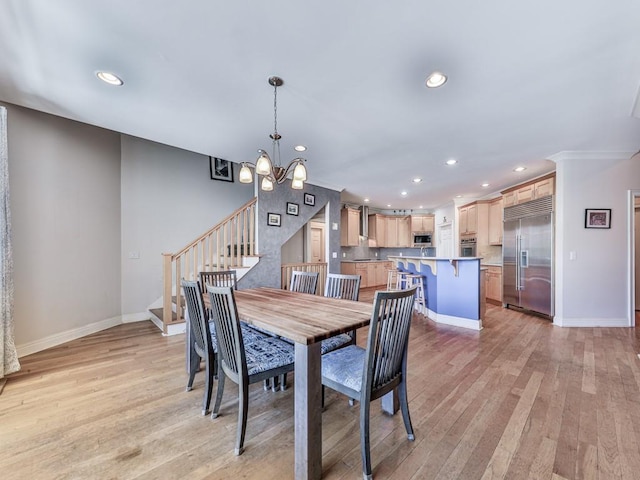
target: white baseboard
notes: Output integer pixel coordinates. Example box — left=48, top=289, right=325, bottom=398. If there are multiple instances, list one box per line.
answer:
left=553, top=316, right=631, bottom=327
left=17, top=315, right=122, bottom=358
left=424, top=308, right=483, bottom=330
left=122, top=312, right=151, bottom=323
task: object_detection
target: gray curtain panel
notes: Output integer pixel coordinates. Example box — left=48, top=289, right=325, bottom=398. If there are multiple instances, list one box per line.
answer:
left=0, top=106, right=19, bottom=378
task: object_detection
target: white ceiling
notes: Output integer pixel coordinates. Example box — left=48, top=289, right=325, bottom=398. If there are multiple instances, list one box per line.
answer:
left=1, top=0, right=639, bottom=210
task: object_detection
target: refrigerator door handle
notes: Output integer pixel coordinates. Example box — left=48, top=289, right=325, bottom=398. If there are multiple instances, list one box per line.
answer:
left=515, top=235, right=521, bottom=291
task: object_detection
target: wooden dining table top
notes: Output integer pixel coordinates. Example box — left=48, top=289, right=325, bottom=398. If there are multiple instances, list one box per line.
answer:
left=209, top=287, right=374, bottom=345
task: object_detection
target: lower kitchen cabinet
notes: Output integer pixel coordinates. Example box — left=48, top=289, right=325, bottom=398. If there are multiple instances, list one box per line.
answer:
left=340, top=261, right=392, bottom=289
left=485, top=265, right=502, bottom=305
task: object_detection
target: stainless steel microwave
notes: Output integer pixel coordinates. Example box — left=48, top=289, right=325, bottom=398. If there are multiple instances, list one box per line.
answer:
left=412, top=232, right=433, bottom=247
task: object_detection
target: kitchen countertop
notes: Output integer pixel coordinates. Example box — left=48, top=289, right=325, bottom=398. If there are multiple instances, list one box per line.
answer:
left=341, top=259, right=391, bottom=263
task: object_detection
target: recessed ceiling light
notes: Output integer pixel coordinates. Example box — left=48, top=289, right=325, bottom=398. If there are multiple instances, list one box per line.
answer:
left=387, top=204, right=391, bottom=208
left=513, top=166, right=526, bottom=172
left=412, top=177, right=422, bottom=183
left=96, top=71, right=123, bottom=86
left=418, top=205, right=424, bottom=209
left=481, top=183, right=490, bottom=188
left=425, top=71, right=447, bottom=88
left=456, top=195, right=463, bottom=198
left=294, top=145, right=307, bottom=152
left=446, top=159, right=458, bottom=166
left=364, top=198, right=370, bottom=203
left=400, top=191, right=408, bottom=196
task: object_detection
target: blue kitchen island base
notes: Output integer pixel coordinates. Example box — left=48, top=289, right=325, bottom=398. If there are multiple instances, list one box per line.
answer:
left=388, top=256, right=485, bottom=331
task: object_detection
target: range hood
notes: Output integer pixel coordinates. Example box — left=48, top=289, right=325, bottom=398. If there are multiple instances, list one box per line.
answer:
left=359, top=205, right=369, bottom=237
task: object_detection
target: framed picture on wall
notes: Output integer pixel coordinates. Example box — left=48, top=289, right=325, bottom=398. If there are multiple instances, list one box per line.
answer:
left=267, top=212, right=281, bottom=227
left=304, top=193, right=315, bottom=206
left=209, top=156, right=234, bottom=182
left=286, top=202, right=299, bottom=216
left=585, top=208, right=611, bottom=229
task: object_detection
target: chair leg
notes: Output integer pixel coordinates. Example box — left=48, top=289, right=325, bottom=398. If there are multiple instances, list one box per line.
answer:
left=398, top=379, right=415, bottom=441
left=202, top=351, right=215, bottom=415
left=186, top=355, right=199, bottom=392
left=235, top=382, right=249, bottom=456
left=211, top=364, right=226, bottom=419
left=360, top=397, right=373, bottom=480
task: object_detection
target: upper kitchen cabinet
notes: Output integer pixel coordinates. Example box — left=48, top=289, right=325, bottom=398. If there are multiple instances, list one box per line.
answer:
left=488, top=197, right=503, bottom=245
left=340, top=207, right=360, bottom=247
left=459, top=203, right=478, bottom=235
left=502, top=173, right=555, bottom=207
left=410, top=214, right=435, bottom=232
left=386, top=216, right=411, bottom=247
left=368, top=214, right=387, bottom=247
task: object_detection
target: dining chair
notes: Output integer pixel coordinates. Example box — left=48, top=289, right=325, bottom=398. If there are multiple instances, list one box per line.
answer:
left=182, top=280, right=268, bottom=415
left=321, top=287, right=417, bottom=480
left=199, top=270, right=237, bottom=292
left=321, top=272, right=361, bottom=352
left=289, top=270, right=319, bottom=295
left=207, top=285, right=296, bottom=456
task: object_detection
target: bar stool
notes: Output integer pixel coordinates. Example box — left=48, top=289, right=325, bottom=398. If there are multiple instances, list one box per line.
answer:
left=404, top=273, right=426, bottom=313
left=386, top=268, right=400, bottom=290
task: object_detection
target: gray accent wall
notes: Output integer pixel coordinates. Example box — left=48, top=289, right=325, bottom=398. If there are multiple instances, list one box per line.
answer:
left=241, top=181, right=341, bottom=289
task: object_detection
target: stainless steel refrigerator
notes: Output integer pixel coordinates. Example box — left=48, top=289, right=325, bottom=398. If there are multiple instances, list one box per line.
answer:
left=503, top=196, right=554, bottom=318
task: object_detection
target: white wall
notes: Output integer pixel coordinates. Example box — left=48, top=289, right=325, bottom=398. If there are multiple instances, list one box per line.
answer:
left=120, top=136, right=254, bottom=315
left=5, top=103, right=122, bottom=352
left=554, top=151, right=640, bottom=326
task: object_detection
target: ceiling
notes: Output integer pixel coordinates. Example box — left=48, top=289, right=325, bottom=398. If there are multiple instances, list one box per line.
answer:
left=1, top=1, right=639, bottom=210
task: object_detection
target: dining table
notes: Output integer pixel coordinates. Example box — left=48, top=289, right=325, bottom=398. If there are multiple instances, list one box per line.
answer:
left=194, top=286, right=380, bottom=479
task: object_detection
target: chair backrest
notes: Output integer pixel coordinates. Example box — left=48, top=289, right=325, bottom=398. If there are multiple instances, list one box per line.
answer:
left=363, top=287, right=417, bottom=401
left=206, top=285, right=246, bottom=384
left=181, top=280, right=214, bottom=358
left=199, top=270, right=238, bottom=293
left=289, top=270, right=319, bottom=295
left=324, top=273, right=361, bottom=301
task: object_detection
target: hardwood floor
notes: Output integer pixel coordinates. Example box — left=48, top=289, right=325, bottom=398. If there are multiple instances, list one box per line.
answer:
left=3, top=290, right=640, bottom=479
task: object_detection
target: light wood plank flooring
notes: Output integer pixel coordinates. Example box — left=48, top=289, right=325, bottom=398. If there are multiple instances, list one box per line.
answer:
left=2, top=289, right=640, bottom=479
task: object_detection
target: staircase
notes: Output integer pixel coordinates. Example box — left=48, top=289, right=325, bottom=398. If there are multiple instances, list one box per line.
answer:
left=151, top=197, right=258, bottom=334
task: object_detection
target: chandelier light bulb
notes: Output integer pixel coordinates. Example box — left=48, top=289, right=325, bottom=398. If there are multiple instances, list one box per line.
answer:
left=255, top=153, right=272, bottom=176
left=291, top=178, right=304, bottom=190
left=293, top=162, right=307, bottom=181
left=261, top=176, right=274, bottom=191
left=239, top=164, right=253, bottom=183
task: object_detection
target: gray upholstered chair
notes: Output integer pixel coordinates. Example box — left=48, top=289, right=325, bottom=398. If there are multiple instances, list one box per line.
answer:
left=199, top=270, right=237, bottom=292
left=207, top=285, right=295, bottom=456
left=289, top=270, right=319, bottom=295
left=182, top=280, right=267, bottom=415
left=321, top=287, right=417, bottom=480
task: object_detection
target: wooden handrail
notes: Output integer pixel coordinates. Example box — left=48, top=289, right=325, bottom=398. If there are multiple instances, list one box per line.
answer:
left=160, top=197, right=257, bottom=332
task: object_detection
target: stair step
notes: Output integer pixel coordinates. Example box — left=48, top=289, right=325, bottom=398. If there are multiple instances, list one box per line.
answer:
left=149, top=307, right=183, bottom=324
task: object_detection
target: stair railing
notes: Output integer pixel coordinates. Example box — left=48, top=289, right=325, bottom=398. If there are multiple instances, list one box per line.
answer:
left=161, top=197, right=257, bottom=332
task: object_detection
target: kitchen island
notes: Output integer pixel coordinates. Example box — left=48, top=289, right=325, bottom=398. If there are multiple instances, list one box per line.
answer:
left=388, top=256, right=485, bottom=330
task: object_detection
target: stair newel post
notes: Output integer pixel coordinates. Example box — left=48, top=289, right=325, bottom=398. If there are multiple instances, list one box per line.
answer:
left=236, top=212, right=241, bottom=266
left=162, top=253, right=173, bottom=334
left=175, top=255, right=183, bottom=324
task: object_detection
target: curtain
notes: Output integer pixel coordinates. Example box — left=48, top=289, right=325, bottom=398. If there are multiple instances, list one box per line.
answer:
left=0, top=106, right=19, bottom=378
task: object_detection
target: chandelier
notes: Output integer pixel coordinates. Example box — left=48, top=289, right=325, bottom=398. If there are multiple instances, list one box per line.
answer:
left=238, top=76, right=307, bottom=191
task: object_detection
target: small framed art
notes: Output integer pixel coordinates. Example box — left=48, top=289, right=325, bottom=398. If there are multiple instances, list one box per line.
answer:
left=286, top=202, right=299, bottom=216
left=304, top=193, right=315, bottom=206
left=584, top=209, right=611, bottom=229
left=267, top=212, right=281, bottom=227
left=210, top=156, right=234, bottom=182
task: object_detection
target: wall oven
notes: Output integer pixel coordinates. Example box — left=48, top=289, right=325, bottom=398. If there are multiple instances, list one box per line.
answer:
left=460, top=236, right=477, bottom=257
left=412, top=232, right=433, bottom=247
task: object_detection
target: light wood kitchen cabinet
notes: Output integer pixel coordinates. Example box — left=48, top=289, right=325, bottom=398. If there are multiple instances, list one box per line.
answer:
left=368, top=214, right=387, bottom=247
left=340, top=207, right=360, bottom=247
left=410, top=214, right=435, bottom=232
left=341, top=261, right=392, bottom=288
left=485, top=266, right=502, bottom=304
left=459, top=203, right=478, bottom=235
left=501, top=173, right=555, bottom=207
left=488, top=197, right=503, bottom=245
left=385, top=216, right=411, bottom=247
